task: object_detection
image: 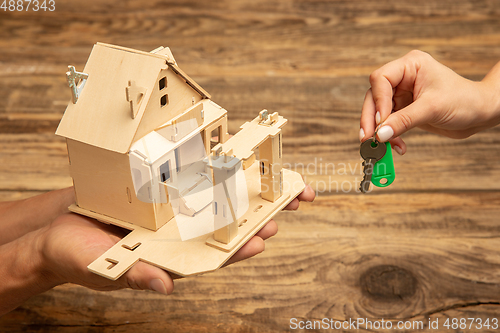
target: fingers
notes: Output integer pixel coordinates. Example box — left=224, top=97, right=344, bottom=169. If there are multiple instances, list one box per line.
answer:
left=364, top=51, right=445, bottom=143
left=284, top=184, right=315, bottom=211
left=376, top=98, right=434, bottom=142
left=255, top=219, right=278, bottom=240
left=284, top=198, right=299, bottom=211
left=369, top=59, right=403, bottom=124
left=360, top=88, right=376, bottom=141
left=361, top=59, right=416, bottom=142
left=393, top=86, right=414, bottom=112
left=120, top=261, right=174, bottom=295
left=224, top=218, right=279, bottom=267
left=369, top=53, right=423, bottom=122
left=224, top=236, right=265, bottom=266
left=389, top=136, right=406, bottom=155
left=297, top=184, right=315, bottom=202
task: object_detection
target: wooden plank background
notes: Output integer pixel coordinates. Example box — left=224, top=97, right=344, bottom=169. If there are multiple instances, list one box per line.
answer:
left=1, top=0, right=500, bottom=331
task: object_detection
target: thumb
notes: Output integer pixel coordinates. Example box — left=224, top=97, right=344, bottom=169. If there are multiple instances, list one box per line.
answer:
left=376, top=98, right=434, bottom=142
left=118, top=261, right=174, bottom=295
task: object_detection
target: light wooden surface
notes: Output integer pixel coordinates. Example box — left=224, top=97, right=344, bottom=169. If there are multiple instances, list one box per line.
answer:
left=1, top=0, right=500, bottom=332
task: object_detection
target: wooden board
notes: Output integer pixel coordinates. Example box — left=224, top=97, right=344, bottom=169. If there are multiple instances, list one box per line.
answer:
left=1, top=0, right=500, bottom=331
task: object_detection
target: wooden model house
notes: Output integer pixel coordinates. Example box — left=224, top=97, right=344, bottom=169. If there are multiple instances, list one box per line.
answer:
left=56, top=43, right=304, bottom=279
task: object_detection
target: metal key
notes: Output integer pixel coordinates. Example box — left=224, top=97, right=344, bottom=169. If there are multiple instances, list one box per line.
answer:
left=359, top=138, right=387, bottom=193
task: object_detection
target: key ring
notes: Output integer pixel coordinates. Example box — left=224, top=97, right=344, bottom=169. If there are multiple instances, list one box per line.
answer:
left=373, top=124, right=382, bottom=143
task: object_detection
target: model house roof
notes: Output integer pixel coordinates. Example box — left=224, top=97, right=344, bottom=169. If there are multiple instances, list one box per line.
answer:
left=56, top=43, right=210, bottom=154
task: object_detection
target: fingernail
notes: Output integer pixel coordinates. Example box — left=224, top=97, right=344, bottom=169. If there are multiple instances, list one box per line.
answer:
left=394, top=145, right=403, bottom=155
left=359, top=128, right=365, bottom=141
left=375, top=112, right=381, bottom=125
left=377, top=125, right=394, bottom=142
left=150, top=279, right=167, bottom=295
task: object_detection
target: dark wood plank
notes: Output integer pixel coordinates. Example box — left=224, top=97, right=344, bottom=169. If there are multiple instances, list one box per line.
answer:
left=1, top=0, right=500, bottom=331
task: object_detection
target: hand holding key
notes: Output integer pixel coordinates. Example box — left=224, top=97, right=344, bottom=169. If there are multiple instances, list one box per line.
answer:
left=359, top=50, right=500, bottom=155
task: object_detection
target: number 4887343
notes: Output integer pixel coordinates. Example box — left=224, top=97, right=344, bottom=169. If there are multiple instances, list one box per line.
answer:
left=1, top=0, right=55, bottom=11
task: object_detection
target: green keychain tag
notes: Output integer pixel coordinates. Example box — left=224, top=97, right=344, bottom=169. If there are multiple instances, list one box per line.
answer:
left=372, top=142, right=395, bottom=187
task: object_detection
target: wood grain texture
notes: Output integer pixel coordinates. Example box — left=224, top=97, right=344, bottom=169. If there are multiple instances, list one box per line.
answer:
left=1, top=0, right=500, bottom=331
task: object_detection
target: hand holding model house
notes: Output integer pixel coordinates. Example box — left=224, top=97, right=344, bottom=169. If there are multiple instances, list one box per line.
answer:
left=0, top=43, right=315, bottom=315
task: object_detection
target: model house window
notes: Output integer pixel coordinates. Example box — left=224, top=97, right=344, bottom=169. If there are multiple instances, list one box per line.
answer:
left=160, top=94, right=169, bottom=107
left=159, top=77, right=166, bottom=90
left=210, top=126, right=220, bottom=149
left=160, top=161, right=171, bottom=182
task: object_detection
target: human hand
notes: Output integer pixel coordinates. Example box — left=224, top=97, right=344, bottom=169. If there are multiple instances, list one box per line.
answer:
left=37, top=184, right=316, bottom=295
left=360, top=50, right=500, bottom=154
left=0, top=187, right=75, bottom=246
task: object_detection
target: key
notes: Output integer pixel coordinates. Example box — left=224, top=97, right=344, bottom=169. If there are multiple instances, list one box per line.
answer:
left=359, top=138, right=387, bottom=193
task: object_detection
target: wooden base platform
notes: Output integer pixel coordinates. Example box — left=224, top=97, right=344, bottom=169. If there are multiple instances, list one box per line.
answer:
left=75, top=165, right=304, bottom=279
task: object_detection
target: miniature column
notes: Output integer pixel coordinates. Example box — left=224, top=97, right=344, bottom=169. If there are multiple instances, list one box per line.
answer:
left=206, top=147, right=240, bottom=244
left=260, top=131, right=283, bottom=202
